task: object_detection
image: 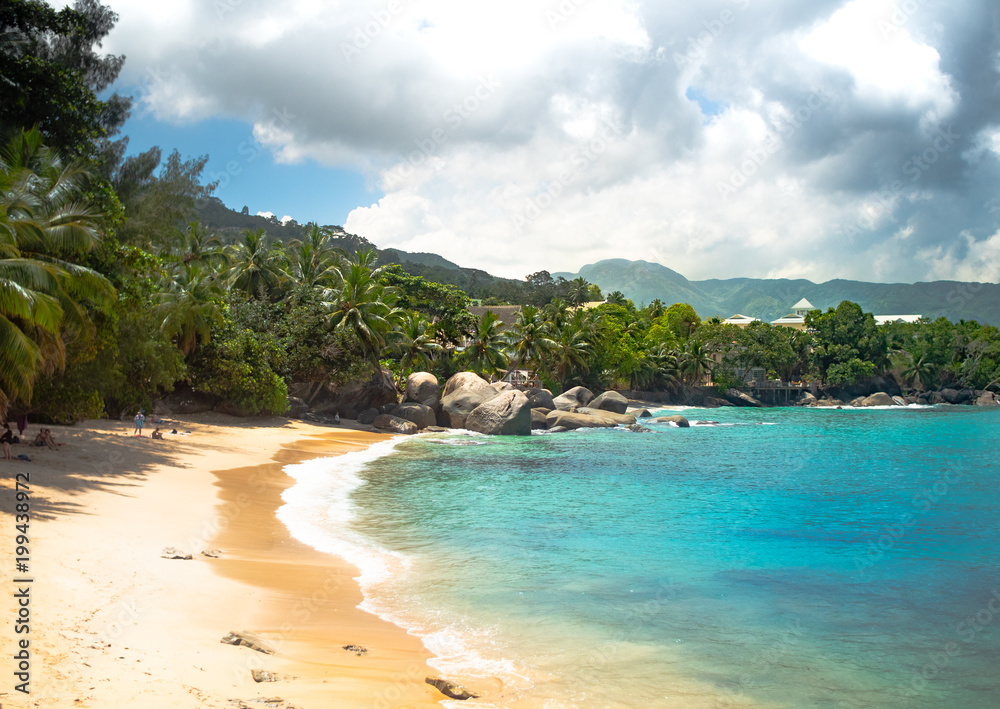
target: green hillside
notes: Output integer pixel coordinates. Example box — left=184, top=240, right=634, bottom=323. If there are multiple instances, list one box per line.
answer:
left=557, top=260, right=1000, bottom=325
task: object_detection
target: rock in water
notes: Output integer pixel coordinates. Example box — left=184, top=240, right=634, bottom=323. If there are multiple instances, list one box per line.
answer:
left=552, top=386, right=595, bottom=411
left=523, top=387, right=556, bottom=410
left=590, top=390, right=629, bottom=414
left=545, top=410, right=618, bottom=430
left=655, top=415, right=690, bottom=427
left=975, top=391, right=999, bottom=406
left=627, top=424, right=653, bottom=433
left=634, top=408, right=653, bottom=417
left=160, top=547, right=192, bottom=560
left=442, top=388, right=498, bottom=429
left=860, top=392, right=897, bottom=407
left=372, top=414, right=418, bottom=435
left=724, top=388, right=764, bottom=407
left=394, top=402, right=437, bottom=429
left=404, top=372, right=441, bottom=408
left=425, top=677, right=479, bottom=700
left=465, top=390, right=532, bottom=436
left=576, top=408, right=636, bottom=425
left=220, top=631, right=276, bottom=655
left=531, top=409, right=548, bottom=430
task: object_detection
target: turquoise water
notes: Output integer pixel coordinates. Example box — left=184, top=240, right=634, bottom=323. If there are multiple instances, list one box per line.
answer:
left=281, top=406, right=1000, bottom=708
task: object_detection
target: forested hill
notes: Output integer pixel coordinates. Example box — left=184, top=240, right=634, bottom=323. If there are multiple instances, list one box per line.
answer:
left=197, top=198, right=523, bottom=298
left=554, top=259, right=1000, bottom=325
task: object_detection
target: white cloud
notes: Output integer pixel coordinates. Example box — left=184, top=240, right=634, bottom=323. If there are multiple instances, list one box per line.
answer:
left=105, top=0, right=1000, bottom=284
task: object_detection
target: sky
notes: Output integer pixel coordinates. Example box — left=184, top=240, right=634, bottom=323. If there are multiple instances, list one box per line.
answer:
left=99, top=0, right=1000, bottom=283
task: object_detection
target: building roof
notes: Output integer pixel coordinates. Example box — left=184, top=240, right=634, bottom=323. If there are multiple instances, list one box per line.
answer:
left=874, top=315, right=923, bottom=325
left=723, top=314, right=760, bottom=324
left=468, top=305, right=522, bottom=323
left=771, top=314, right=806, bottom=326
left=792, top=298, right=815, bottom=311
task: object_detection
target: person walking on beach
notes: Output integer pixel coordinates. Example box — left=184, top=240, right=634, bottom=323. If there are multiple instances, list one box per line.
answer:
left=134, top=410, right=145, bottom=437
left=1, top=423, right=13, bottom=460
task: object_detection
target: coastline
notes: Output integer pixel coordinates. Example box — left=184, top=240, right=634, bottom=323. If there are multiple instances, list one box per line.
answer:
left=0, top=414, right=440, bottom=709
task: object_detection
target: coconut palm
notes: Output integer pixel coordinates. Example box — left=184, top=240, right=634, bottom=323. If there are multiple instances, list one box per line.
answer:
left=461, top=310, right=507, bottom=378
left=507, top=304, right=555, bottom=372
left=549, top=322, right=591, bottom=387
left=390, top=312, right=443, bottom=378
left=647, top=299, right=666, bottom=319
left=286, top=224, right=344, bottom=290
left=680, top=340, right=713, bottom=385
left=567, top=277, right=591, bottom=307
left=323, top=249, right=402, bottom=371
left=902, top=353, right=937, bottom=390
left=154, top=265, right=224, bottom=355
left=0, top=128, right=115, bottom=411
left=606, top=290, right=627, bottom=306
left=650, top=343, right=682, bottom=391
left=166, top=221, right=228, bottom=271
left=227, top=228, right=287, bottom=300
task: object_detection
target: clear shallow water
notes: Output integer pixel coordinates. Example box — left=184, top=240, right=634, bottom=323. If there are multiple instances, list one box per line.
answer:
left=280, top=406, right=1000, bottom=708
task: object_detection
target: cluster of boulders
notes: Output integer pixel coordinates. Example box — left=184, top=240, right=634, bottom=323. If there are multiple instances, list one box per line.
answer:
left=795, top=387, right=999, bottom=408
left=354, top=372, right=657, bottom=437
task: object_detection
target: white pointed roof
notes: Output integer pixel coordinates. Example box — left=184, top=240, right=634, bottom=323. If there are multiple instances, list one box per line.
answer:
left=792, top=298, right=814, bottom=311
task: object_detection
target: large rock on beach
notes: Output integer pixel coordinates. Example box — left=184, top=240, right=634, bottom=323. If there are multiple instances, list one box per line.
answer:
left=425, top=677, right=479, bottom=700
left=655, top=415, right=690, bottom=427
left=860, top=392, right=897, bottom=407
left=394, top=402, right=437, bottom=430
left=523, top=387, right=556, bottom=410
left=465, top=390, right=531, bottom=436
left=633, top=408, right=653, bottom=418
left=372, top=414, right=418, bottom=435
left=443, top=372, right=495, bottom=398
left=926, top=391, right=947, bottom=405
left=545, top=410, right=618, bottom=430
left=590, top=390, right=629, bottom=414
left=552, top=386, right=595, bottom=411
left=703, top=397, right=733, bottom=408
left=286, top=396, right=309, bottom=419
left=442, top=389, right=499, bottom=429
left=220, top=631, right=276, bottom=655
left=491, top=381, right=515, bottom=393
left=577, top=408, right=636, bottom=425
left=404, top=372, right=441, bottom=408
left=530, top=409, right=549, bottom=430
left=358, top=407, right=379, bottom=425
left=797, top=392, right=818, bottom=406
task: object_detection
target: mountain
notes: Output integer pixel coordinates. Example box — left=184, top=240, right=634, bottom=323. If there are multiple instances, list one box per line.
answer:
left=556, top=259, right=1000, bottom=325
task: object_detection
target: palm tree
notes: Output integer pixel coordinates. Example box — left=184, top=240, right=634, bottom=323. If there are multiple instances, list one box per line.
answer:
left=390, top=312, right=442, bottom=379
left=680, top=340, right=713, bottom=385
left=650, top=343, right=682, bottom=391
left=461, top=310, right=507, bottom=378
left=323, top=248, right=402, bottom=372
left=567, top=277, right=591, bottom=307
left=507, top=304, right=555, bottom=372
left=549, top=322, right=591, bottom=387
left=544, top=296, right=570, bottom=329
left=647, top=299, right=665, bottom=319
left=902, top=353, right=937, bottom=390
left=606, top=290, right=627, bottom=306
left=154, top=265, right=224, bottom=355
left=227, top=228, right=286, bottom=299
left=286, top=224, right=344, bottom=290
left=0, top=128, right=115, bottom=412
left=167, top=221, right=228, bottom=271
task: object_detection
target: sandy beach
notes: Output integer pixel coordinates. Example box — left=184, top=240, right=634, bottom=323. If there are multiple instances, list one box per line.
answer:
left=0, top=415, right=442, bottom=709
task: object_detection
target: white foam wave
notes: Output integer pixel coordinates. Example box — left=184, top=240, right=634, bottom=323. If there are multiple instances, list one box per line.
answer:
left=277, top=437, right=410, bottom=587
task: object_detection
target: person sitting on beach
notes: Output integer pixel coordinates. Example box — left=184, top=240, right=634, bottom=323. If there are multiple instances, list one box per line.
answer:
left=42, top=429, right=62, bottom=447
left=151, top=428, right=163, bottom=440
left=1, top=423, right=13, bottom=460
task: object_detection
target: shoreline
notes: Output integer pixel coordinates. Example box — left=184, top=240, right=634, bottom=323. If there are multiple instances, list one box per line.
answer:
left=0, top=415, right=441, bottom=709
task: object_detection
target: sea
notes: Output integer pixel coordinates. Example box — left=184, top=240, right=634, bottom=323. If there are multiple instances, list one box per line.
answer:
left=277, top=405, right=1000, bottom=708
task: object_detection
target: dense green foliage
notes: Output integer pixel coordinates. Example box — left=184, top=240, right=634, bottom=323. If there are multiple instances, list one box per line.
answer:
left=2, top=1, right=997, bottom=422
